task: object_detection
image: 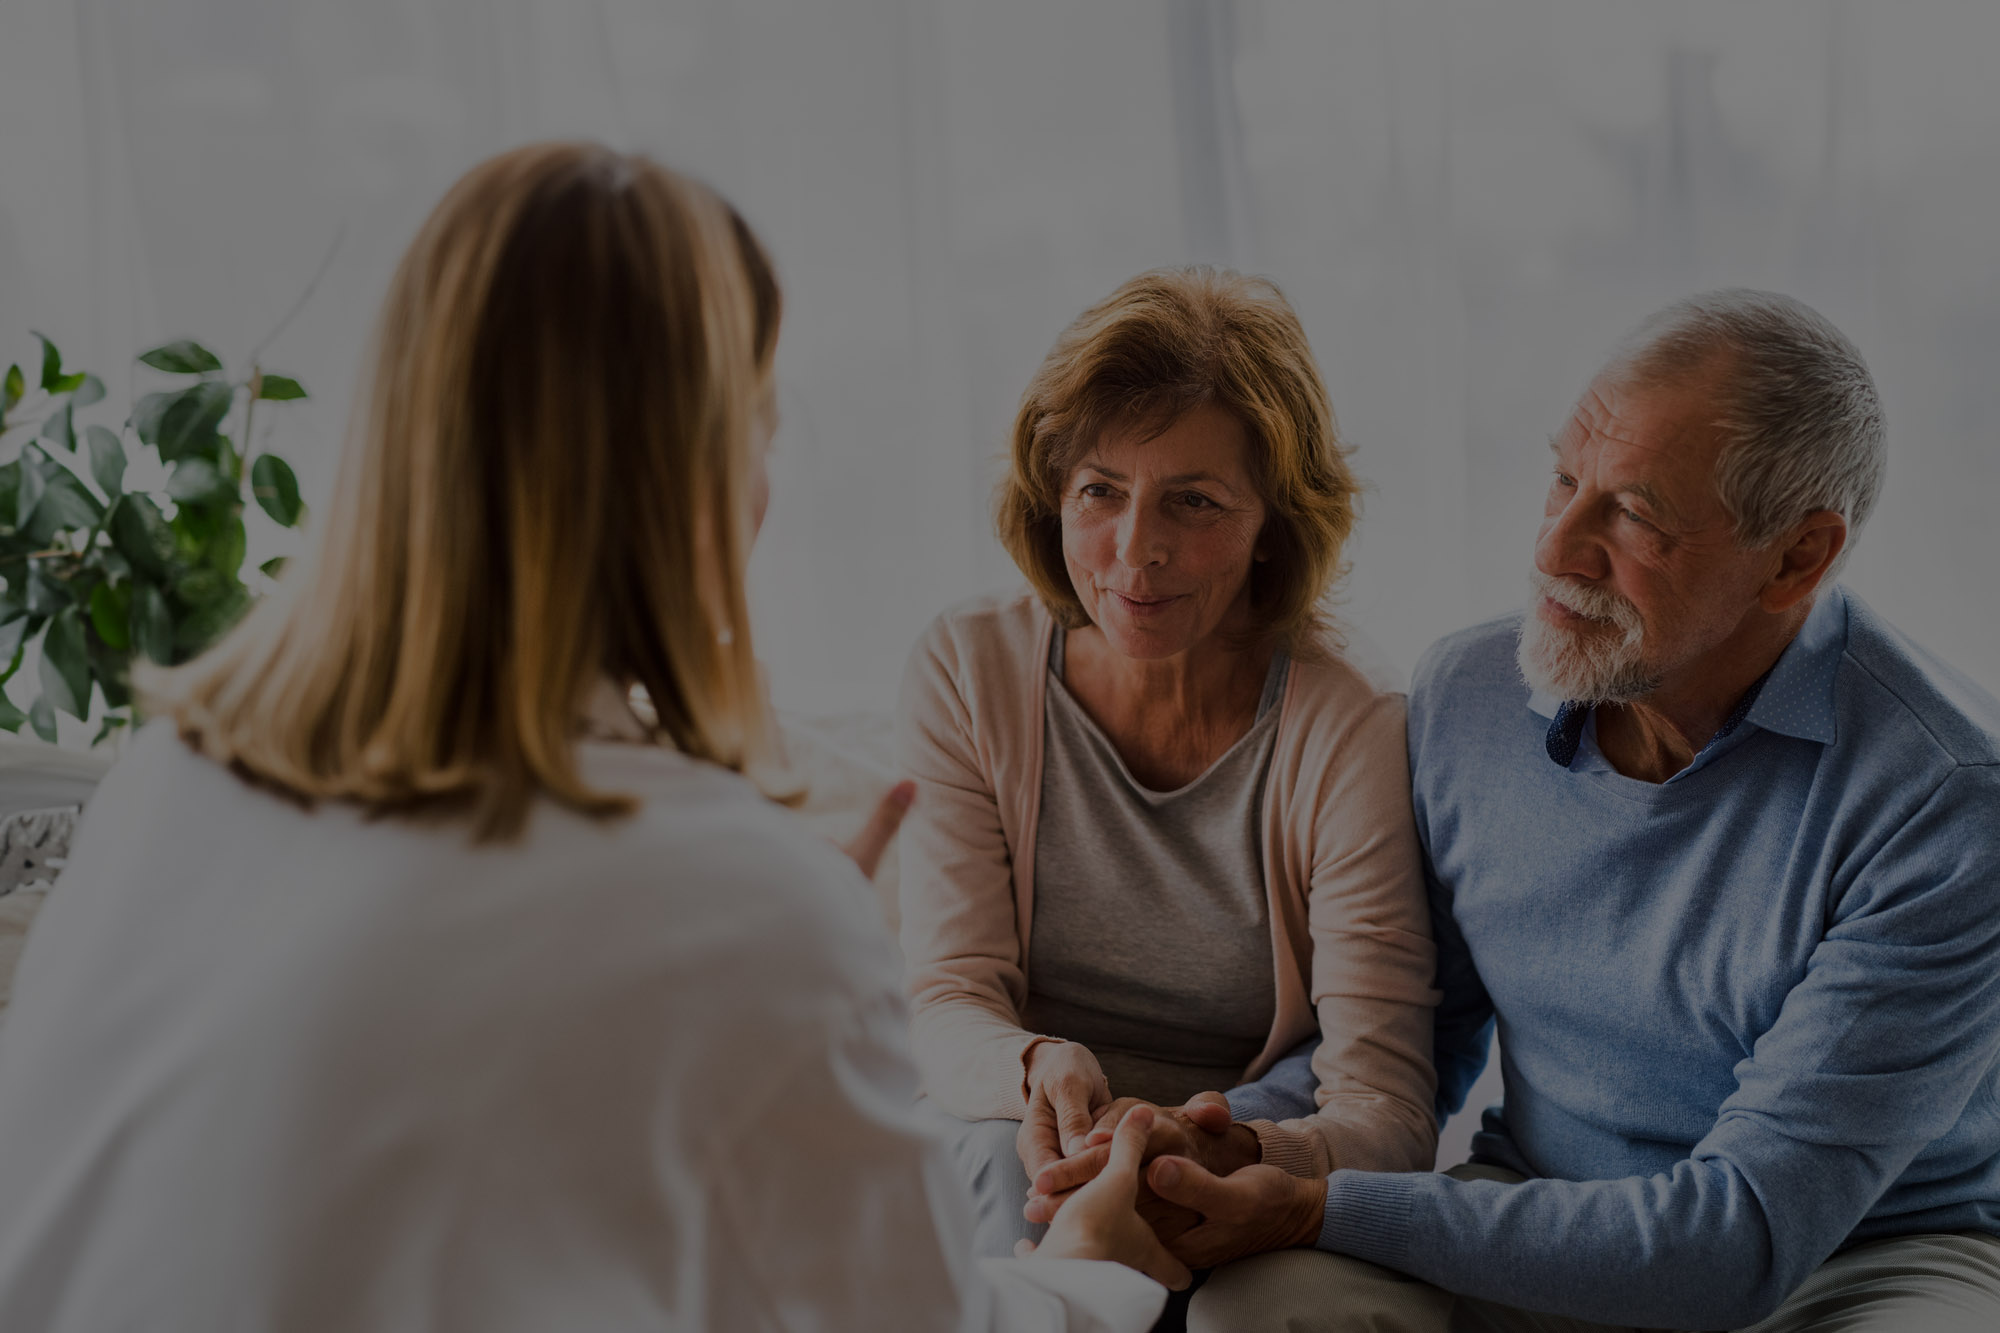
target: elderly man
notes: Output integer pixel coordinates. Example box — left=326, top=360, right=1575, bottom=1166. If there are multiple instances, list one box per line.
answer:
left=1032, top=289, right=2000, bottom=1330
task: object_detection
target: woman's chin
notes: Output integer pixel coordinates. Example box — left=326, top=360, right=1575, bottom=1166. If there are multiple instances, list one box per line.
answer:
left=1094, top=617, right=1201, bottom=662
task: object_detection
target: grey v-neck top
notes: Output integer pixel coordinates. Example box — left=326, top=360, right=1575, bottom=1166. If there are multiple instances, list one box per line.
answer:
left=1021, top=625, right=1288, bottom=1107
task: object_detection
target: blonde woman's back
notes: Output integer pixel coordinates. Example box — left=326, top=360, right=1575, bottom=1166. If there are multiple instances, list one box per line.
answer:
left=0, top=725, right=959, bottom=1331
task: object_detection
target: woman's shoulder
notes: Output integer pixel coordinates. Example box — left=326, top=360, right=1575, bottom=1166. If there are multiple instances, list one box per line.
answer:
left=897, top=590, right=1049, bottom=729
left=1276, top=636, right=1410, bottom=759
left=906, top=590, right=1046, bottom=673
left=1283, top=635, right=1406, bottom=712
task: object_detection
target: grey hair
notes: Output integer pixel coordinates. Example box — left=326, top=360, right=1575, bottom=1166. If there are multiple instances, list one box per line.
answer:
left=1609, top=288, right=1885, bottom=565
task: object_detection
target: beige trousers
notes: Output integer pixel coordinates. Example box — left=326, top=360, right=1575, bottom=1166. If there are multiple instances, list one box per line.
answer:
left=1187, top=1165, right=2000, bottom=1333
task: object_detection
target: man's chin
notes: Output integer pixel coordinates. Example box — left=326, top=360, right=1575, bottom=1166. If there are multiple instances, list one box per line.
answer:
left=1516, top=620, right=1657, bottom=704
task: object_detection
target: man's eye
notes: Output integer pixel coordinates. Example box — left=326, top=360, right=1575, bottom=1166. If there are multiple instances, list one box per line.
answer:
left=1553, top=472, right=1576, bottom=489
left=1619, top=507, right=1652, bottom=528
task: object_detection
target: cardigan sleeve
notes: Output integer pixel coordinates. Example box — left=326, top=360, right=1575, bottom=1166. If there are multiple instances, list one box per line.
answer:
left=894, top=614, right=1048, bottom=1121
left=1241, top=689, right=1442, bottom=1179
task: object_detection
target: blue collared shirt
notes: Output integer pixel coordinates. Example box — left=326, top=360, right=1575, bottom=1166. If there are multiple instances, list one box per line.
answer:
left=1231, top=588, right=2000, bottom=1328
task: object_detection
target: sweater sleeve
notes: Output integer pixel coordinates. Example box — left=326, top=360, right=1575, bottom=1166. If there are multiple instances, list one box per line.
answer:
left=1224, top=1035, right=1319, bottom=1123
left=894, top=616, right=1045, bottom=1121
left=1315, top=763, right=2000, bottom=1330
left=1245, top=692, right=1442, bottom=1180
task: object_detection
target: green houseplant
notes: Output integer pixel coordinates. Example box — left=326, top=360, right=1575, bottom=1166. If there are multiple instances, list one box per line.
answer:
left=0, top=332, right=307, bottom=746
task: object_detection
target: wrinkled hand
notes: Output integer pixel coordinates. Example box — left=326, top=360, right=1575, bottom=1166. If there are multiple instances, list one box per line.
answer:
left=1023, top=1091, right=1256, bottom=1226
left=838, top=780, right=915, bottom=880
left=1019, top=1104, right=1193, bottom=1292
left=1144, top=1158, right=1327, bottom=1270
left=1015, top=1042, right=1112, bottom=1183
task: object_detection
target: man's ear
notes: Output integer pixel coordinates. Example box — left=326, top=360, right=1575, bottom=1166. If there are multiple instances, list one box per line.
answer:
left=1760, top=510, right=1848, bottom=614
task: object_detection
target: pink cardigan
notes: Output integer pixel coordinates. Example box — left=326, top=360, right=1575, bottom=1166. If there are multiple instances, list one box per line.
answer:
left=894, top=593, right=1439, bottom=1179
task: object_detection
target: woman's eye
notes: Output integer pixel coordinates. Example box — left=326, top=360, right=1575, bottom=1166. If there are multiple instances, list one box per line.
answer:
left=1178, top=492, right=1217, bottom=510
left=1079, top=483, right=1114, bottom=499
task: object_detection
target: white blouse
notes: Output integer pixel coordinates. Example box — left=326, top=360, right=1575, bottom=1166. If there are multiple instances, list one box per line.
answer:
left=0, top=724, right=1161, bottom=1331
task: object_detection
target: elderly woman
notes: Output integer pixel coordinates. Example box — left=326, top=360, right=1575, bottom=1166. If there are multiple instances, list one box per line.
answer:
left=898, top=267, right=1439, bottom=1259
left=0, top=144, right=1180, bottom=1331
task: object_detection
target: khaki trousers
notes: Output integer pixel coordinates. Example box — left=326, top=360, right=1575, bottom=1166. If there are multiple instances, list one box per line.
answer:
left=1187, top=1165, right=2000, bottom=1333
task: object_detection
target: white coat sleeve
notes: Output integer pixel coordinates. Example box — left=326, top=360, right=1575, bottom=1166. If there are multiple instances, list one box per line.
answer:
left=708, top=965, right=1163, bottom=1332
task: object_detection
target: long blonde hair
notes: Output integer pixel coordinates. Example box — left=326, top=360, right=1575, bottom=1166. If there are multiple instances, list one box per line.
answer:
left=156, top=142, right=787, bottom=840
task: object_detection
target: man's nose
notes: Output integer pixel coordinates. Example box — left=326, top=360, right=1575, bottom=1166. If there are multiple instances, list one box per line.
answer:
left=1535, top=492, right=1608, bottom=583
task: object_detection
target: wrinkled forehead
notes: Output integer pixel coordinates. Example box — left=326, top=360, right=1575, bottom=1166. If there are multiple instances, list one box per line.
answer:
left=1553, top=372, right=1736, bottom=515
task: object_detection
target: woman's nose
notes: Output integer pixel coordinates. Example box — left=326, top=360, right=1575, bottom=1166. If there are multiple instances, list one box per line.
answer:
left=1114, top=506, right=1168, bottom=568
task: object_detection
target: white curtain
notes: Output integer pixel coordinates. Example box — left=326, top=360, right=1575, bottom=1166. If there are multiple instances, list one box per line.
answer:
left=2, top=0, right=1996, bottom=720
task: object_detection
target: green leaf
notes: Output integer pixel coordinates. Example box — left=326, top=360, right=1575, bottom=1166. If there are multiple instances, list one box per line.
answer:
left=256, top=373, right=307, bottom=401
left=130, top=580, right=173, bottom=666
left=89, top=581, right=131, bottom=651
left=24, top=470, right=105, bottom=543
left=71, top=374, right=106, bottom=408
left=16, top=452, right=46, bottom=529
left=86, top=426, right=125, bottom=498
left=110, top=494, right=175, bottom=581
left=40, top=400, right=74, bottom=451
left=258, top=555, right=289, bottom=580
left=0, top=695, right=24, bottom=734
left=39, top=608, right=90, bottom=719
left=0, top=614, right=30, bottom=677
left=89, top=712, right=129, bottom=747
left=138, top=339, right=223, bottom=375
left=251, top=454, right=304, bottom=527
left=33, top=331, right=62, bottom=392
left=132, top=381, right=234, bottom=462
left=173, top=584, right=250, bottom=654
left=49, top=372, right=86, bottom=396
left=23, top=564, right=64, bottom=619
left=167, top=458, right=231, bottom=507
left=208, top=513, right=247, bottom=579
left=85, top=634, right=130, bottom=711
left=1, top=364, right=23, bottom=413
left=27, top=694, right=56, bottom=743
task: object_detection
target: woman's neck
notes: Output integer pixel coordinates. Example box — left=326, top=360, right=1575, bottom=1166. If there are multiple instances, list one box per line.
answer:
left=1064, top=623, right=1272, bottom=727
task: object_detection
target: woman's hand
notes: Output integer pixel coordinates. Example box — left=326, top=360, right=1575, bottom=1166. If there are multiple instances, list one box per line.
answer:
left=1019, top=1104, right=1193, bottom=1292
left=837, top=780, right=915, bottom=880
left=1015, top=1041, right=1112, bottom=1180
left=1022, top=1090, right=1259, bottom=1224
left=1142, top=1158, right=1328, bottom=1270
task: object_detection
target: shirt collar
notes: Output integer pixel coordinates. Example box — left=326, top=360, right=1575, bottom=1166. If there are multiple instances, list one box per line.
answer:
left=1740, top=585, right=1845, bottom=745
left=1526, top=586, right=1848, bottom=766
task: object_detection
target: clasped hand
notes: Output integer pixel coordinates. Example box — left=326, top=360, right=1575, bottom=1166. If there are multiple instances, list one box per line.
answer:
left=1023, top=1089, right=1327, bottom=1269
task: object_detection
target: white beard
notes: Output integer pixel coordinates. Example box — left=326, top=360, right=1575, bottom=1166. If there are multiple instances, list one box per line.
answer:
left=1515, top=571, right=1660, bottom=704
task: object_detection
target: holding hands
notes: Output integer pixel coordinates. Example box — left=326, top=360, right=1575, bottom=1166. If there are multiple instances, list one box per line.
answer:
left=1016, top=1041, right=1114, bottom=1181
left=1023, top=1084, right=1325, bottom=1272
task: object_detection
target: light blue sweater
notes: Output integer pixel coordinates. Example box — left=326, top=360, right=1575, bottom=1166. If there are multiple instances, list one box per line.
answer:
left=1228, top=588, right=2000, bottom=1328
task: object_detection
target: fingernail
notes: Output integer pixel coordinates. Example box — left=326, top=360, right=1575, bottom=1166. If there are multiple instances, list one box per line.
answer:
left=1155, top=1161, right=1177, bottom=1185
left=889, top=780, right=916, bottom=808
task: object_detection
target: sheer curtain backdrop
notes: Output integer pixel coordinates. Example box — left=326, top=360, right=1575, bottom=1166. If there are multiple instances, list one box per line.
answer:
left=2, top=0, right=1994, bottom=717
left=3, top=0, right=1997, bottom=1173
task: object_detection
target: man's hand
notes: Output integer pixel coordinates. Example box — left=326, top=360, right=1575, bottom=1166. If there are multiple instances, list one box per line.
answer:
left=837, top=780, right=915, bottom=880
left=1020, top=1105, right=1193, bottom=1292
left=1015, top=1042, right=1112, bottom=1182
left=1022, top=1091, right=1258, bottom=1224
left=1144, top=1158, right=1328, bottom=1270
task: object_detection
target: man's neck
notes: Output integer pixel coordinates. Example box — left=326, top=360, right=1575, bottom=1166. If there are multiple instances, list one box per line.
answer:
left=1594, top=605, right=1809, bottom=783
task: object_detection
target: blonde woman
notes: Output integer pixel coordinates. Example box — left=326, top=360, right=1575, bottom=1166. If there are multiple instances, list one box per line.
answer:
left=0, top=144, right=1179, bottom=1332
left=898, top=268, right=1439, bottom=1260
